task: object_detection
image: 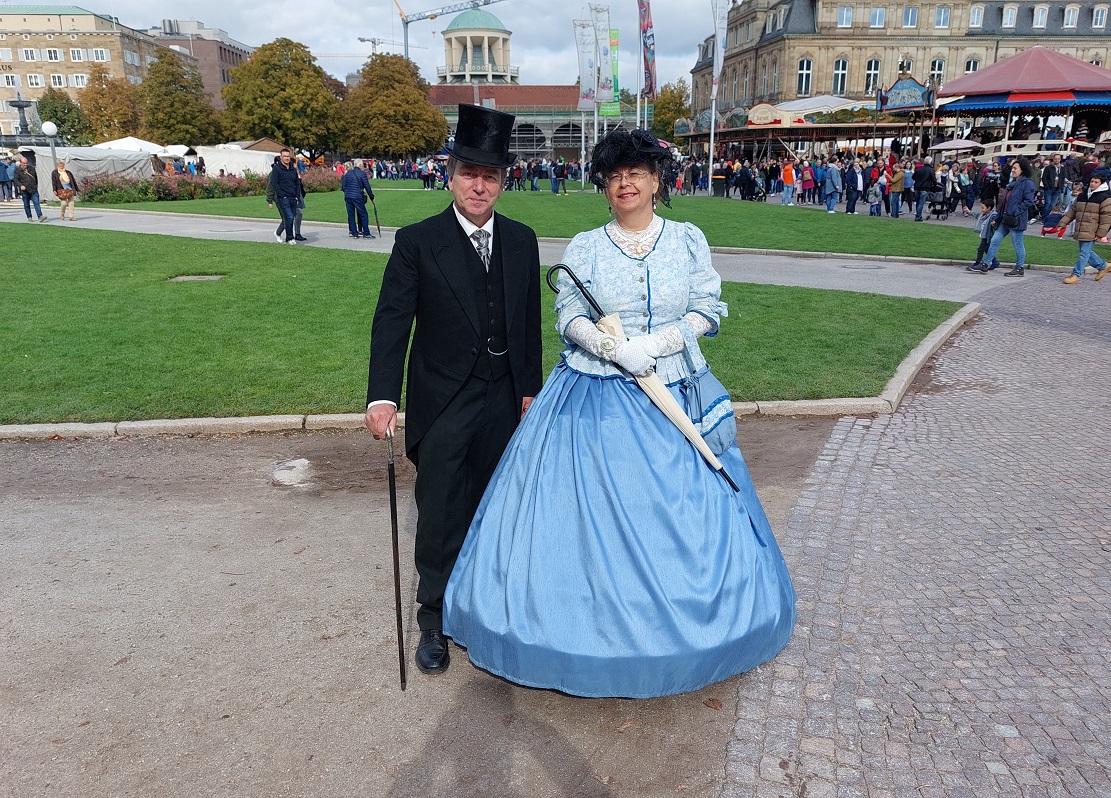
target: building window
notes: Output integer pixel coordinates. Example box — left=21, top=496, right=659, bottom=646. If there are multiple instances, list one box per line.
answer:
left=870, top=7, right=886, bottom=26
left=778, top=7, right=787, bottom=28
left=91, top=48, right=109, bottom=61
left=1002, top=6, right=1017, bottom=27
left=772, top=59, right=779, bottom=92
left=1064, top=5, right=1079, bottom=27
left=965, top=58, right=980, bottom=73
left=0, top=48, right=11, bottom=62
left=127, top=75, right=141, bottom=85
left=50, top=73, right=66, bottom=87
left=903, top=6, right=918, bottom=26
left=70, top=48, right=84, bottom=61
left=765, top=14, right=775, bottom=33
left=797, top=58, right=812, bottom=96
left=837, top=6, right=853, bottom=26
left=969, top=5, right=984, bottom=26
left=1034, top=5, right=1050, bottom=26
left=929, top=58, right=945, bottom=85
left=761, top=62, right=768, bottom=95
left=742, top=65, right=750, bottom=99
left=935, top=6, right=950, bottom=27
left=865, top=58, right=881, bottom=93
left=731, top=68, right=737, bottom=102
left=70, top=73, right=88, bottom=88
left=1094, top=6, right=1108, bottom=27
left=1092, top=59, right=1104, bottom=67
left=45, top=48, right=62, bottom=61
left=833, top=58, right=848, bottom=94
left=21, top=48, right=38, bottom=61
left=3, top=74, right=20, bottom=87
left=27, top=73, right=44, bottom=88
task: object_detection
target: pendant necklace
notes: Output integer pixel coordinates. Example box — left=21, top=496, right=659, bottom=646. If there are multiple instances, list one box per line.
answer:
left=608, top=214, right=662, bottom=257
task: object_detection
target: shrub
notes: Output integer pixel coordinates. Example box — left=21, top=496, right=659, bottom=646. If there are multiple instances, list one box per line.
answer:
left=79, top=166, right=339, bottom=203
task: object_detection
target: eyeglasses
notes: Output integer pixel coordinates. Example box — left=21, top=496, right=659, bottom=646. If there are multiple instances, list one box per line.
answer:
left=603, top=169, right=651, bottom=186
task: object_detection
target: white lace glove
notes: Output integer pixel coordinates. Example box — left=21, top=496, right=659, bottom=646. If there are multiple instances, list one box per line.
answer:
left=613, top=336, right=656, bottom=376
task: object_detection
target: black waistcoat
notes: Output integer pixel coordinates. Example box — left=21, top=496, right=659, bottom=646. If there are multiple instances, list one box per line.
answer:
left=460, top=225, right=509, bottom=380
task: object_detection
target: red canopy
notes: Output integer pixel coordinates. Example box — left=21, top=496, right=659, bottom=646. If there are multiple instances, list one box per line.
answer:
left=939, top=47, right=1111, bottom=97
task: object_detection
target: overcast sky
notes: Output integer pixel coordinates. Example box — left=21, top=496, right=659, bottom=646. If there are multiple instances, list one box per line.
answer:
left=67, top=0, right=709, bottom=91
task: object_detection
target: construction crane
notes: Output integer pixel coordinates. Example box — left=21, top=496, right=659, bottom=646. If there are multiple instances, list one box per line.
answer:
left=391, top=0, right=509, bottom=58
left=356, top=37, right=425, bottom=54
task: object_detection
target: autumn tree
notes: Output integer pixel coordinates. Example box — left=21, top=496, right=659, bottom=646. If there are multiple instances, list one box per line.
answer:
left=340, top=54, right=447, bottom=158
left=136, top=50, right=220, bottom=145
left=76, top=62, right=139, bottom=142
left=651, top=79, right=691, bottom=140
left=221, top=38, right=339, bottom=157
left=35, top=86, right=92, bottom=145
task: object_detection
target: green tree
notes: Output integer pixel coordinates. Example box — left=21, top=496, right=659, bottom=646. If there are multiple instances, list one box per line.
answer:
left=221, top=38, right=339, bottom=157
left=35, top=86, right=92, bottom=145
left=340, top=54, right=447, bottom=157
left=76, top=62, right=139, bottom=142
left=651, top=79, right=691, bottom=140
left=136, top=51, right=220, bottom=145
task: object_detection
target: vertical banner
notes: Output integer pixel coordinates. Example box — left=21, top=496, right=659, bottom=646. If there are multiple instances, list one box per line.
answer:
left=589, top=5, right=614, bottom=103
left=573, top=20, right=597, bottom=112
left=600, top=29, right=621, bottom=116
left=638, top=0, right=657, bottom=98
left=710, top=0, right=730, bottom=95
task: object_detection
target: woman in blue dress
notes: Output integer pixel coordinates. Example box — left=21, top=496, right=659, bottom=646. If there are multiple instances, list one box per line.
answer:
left=443, top=130, right=796, bottom=698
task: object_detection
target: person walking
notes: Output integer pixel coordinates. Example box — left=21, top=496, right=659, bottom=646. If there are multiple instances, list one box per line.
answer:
left=913, top=156, right=938, bottom=221
left=1, top=155, right=14, bottom=201
left=50, top=160, right=79, bottom=221
left=341, top=159, right=376, bottom=239
left=364, top=104, right=543, bottom=677
left=1050, top=167, right=1111, bottom=284
left=269, top=148, right=303, bottom=244
left=888, top=162, right=905, bottom=217
left=845, top=161, right=864, bottom=214
left=822, top=158, right=842, bottom=212
left=968, top=157, right=1037, bottom=277
left=1041, top=153, right=1068, bottom=221
left=13, top=155, right=45, bottom=222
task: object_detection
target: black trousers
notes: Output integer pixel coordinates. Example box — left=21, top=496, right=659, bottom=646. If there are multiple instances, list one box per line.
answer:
left=412, top=370, right=517, bottom=630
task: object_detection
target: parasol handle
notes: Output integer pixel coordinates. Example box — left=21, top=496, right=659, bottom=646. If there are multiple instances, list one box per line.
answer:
left=546, top=263, right=606, bottom=319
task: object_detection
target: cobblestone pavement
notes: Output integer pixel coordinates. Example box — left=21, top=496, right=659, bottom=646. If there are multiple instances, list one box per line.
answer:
left=725, top=273, right=1111, bottom=798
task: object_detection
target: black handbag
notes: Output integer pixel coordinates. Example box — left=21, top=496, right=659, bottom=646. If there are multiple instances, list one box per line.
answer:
left=1001, top=211, right=1021, bottom=228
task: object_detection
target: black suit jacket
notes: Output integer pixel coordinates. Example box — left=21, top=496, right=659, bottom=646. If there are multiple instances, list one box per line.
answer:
left=367, top=204, right=543, bottom=459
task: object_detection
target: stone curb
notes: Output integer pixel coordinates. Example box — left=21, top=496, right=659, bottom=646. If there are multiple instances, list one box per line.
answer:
left=0, top=304, right=980, bottom=440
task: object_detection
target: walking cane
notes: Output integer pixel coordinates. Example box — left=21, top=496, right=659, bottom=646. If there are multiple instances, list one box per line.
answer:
left=371, top=199, right=381, bottom=236
left=385, top=428, right=407, bottom=691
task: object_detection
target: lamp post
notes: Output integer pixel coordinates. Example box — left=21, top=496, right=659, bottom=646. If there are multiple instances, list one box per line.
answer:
left=41, top=121, right=58, bottom=166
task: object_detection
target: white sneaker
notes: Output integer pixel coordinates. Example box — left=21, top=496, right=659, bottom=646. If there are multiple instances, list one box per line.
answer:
left=828, top=210, right=835, bottom=214
left=287, top=239, right=297, bottom=245
left=274, top=232, right=282, bottom=243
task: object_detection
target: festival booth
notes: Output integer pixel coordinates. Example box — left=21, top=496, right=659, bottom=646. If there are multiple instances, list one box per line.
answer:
left=192, top=145, right=278, bottom=177
left=936, top=47, right=1111, bottom=160
left=93, top=136, right=171, bottom=156
left=23, top=145, right=154, bottom=201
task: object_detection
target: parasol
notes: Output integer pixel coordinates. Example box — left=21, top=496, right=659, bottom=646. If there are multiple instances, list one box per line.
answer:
left=547, top=264, right=739, bottom=492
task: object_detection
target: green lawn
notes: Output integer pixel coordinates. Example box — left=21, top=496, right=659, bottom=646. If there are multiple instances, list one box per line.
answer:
left=94, top=180, right=1084, bottom=267
left=1, top=225, right=961, bottom=424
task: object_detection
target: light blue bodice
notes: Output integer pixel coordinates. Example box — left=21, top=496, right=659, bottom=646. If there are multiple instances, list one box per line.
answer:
left=555, top=220, right=728, bottom=383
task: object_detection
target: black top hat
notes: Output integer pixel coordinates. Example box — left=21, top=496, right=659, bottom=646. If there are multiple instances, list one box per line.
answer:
left=450, top=104, right=516, bottom=169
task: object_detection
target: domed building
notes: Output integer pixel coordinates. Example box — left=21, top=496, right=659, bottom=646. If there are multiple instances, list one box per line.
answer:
left=437, top=9, right=518, bottom=85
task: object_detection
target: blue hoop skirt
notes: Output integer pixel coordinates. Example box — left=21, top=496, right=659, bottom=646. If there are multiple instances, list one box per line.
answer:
left=443, top=362, right=797, bottom=698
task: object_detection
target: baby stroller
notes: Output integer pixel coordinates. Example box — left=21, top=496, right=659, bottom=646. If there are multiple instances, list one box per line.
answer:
left=927, top=190, right=948, bottom=220
left=1041, top=210, right=1068, bottom=238
left=751, top=181, right=768, bottom=202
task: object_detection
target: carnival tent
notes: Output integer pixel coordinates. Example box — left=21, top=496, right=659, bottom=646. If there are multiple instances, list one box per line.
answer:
left=23, top=146, right=154, bottom=201
left=193, top=145, right=277, bottom=177
left=938, top=47, right=1111, bottom=111
left=93, top=136, right=171, bottom=155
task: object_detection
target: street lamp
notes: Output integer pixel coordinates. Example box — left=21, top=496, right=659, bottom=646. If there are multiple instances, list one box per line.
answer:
left=41, top=120, right=58, bottom=166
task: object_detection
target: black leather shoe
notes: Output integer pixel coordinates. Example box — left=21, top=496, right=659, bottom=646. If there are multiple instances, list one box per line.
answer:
left=294, top=235, right=307, bottom=241
left=415, top=629, right=450, bottom=674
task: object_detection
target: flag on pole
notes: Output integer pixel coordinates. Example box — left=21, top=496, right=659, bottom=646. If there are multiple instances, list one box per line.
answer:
left=637, top=0, right=656, bottom=99
left=710, top=0, right=730, bottom=95
left=589, top=5, right=614, bottom=103
left=573, top=20, right=597, bottom=111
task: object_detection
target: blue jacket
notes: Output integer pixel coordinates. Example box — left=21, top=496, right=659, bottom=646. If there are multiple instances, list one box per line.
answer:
left=270, top=161, right=302, bottom=200
left=1000, top=176, right=1036, bottom=224
left=341, top=167, right=374, bottom=202
left=4, top=161, right=16, bottom=181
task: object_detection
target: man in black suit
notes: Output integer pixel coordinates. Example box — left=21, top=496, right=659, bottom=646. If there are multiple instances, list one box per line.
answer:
left=364, top=104, right=543, bottom=676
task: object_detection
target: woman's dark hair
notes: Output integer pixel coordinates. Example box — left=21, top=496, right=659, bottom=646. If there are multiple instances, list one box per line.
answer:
left=1015, top=156, right=1033, bottom=179
left=589, top=129, right=678, bottom=207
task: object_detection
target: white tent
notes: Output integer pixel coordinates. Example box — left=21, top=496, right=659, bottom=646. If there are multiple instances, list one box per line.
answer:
left=25, top=146, right=155, bottom=201
left=93, top=136, right=170, bottom=156
left=193, top=145, right=277, bottom=177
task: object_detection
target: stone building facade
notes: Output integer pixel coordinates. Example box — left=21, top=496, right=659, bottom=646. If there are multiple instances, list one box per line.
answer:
left=144, top=20, right=253, bottom=111
left=0, top=5, right=197, bottom=135
left=690, top=0, right=1111, bottom=119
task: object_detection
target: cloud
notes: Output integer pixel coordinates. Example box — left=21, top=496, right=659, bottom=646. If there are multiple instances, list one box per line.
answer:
left=43, top=0, right=705, bottom=89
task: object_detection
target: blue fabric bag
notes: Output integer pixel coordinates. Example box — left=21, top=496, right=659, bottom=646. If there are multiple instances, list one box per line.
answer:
left=681, top=365, right=737, bottom=456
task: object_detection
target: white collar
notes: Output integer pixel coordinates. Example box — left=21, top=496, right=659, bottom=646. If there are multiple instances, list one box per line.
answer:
left=453, top=204, right=495, bottom=245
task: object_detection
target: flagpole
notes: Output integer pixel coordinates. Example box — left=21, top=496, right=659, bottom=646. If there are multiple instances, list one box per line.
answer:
left=709, top=95, right=717, bottom=164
